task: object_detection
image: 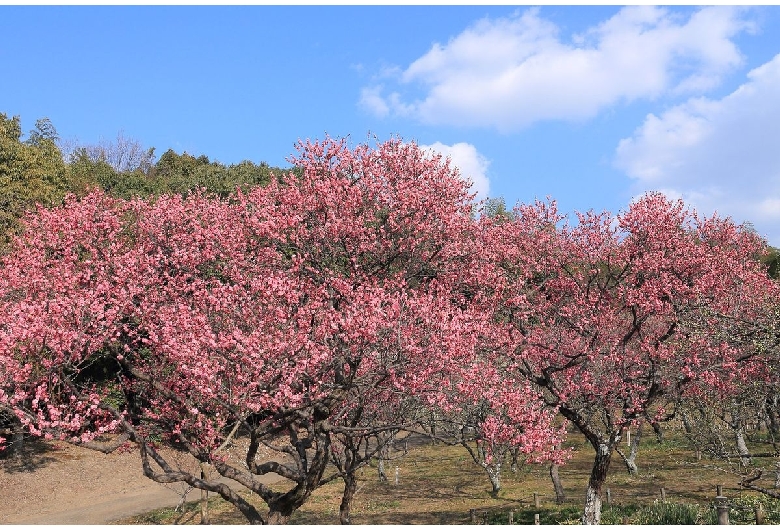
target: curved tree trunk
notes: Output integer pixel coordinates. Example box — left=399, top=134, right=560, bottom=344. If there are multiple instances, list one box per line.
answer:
left=378, top=446, right=388, bottom=482
left=681, top=410, right=693, bottom=435
left=510, top=447, right=520, bottom=473
left=617, top=421, right=642, bottom=475
left=200, top=463, right=210, bottom=525
left=263, top=421, right=332, bottom=525
left=550, top=461, right=566, bottom=504
left=461, top=440, right=504, bottom=497
left=735, top=426, right=752, bottom=468
left=651, top=421, right=664, bottom=443
left=339, top=475, right=358, bottom=524
left=486, top=464, right=501, bottom=497
left=582, top=443, right=613, bottom=525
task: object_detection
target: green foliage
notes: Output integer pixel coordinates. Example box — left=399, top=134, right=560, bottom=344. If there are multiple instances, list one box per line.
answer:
left=152, top=149, right=275, bottom=198
left=632, top=501, right=700, bottom=525
left=26, top=118, right=59, bottom=146
left=0, top=113, right=69, bottom=246
left=66, top=148, right=124, bottom=196
left=597, top=503, right=641, bottom=524
left=762, top=246, right=779, bottom=279
left=484, top=506, right=581, bottom=525
left=604, top=497, right=780, bottom=525
left=86, top=148, right=279, bottom=200
left=484, top=501, right=709, bottom=525
left=0, top=114, right=287, bottom=245
left=721, top=494, right=780, bottom=525
left=92, top=167, right=157, bottom=200
left=482, top=196, right=514, bottom=222
left=0, top=113, right=22, bottom=141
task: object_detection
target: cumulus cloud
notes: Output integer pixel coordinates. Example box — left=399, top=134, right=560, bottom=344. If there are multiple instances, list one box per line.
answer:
left=359, top=86, right=390, bottom=118
left=361, top=6, right=754, bottom=130
left=419, top=141, right=490, bottom=201
left=615, top=54, right=780, bottom=245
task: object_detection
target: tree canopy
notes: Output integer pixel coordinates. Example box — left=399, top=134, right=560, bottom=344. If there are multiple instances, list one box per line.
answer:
left=1, top=118, right=778, bottom=525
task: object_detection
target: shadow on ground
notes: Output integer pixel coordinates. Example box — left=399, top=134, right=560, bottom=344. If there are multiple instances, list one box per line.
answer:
left=1, top=437, right=58, bottom=473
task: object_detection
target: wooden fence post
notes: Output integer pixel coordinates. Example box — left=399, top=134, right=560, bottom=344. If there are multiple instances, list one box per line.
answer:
left=606, top=488, right=612, bottom=506
left=715, top=494, right=729, bottom=525
left=508, top=510, right=513, bottom=525
left=470, top=509, right=476, bottom=524
left=534, top=513, right=540, bottom=525
left=534, top=492, right=541, bottom=508
left=660, top=487, right=666, bottom=502
left=755, top=503, right=765, bottom=525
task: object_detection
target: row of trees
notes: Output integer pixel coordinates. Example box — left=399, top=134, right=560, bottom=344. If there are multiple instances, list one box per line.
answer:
left=1, top=123, right=779, bottom=524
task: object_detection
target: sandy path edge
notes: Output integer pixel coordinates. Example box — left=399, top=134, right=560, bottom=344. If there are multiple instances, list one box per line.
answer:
left=0, top=440, right=280, bottom=524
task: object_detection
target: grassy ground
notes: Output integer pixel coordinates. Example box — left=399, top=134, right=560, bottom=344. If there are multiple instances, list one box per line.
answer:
left=116, top=430, right=779, bottom=525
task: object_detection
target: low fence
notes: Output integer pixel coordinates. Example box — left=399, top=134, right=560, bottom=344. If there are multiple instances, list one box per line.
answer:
left=468, top=485, right=775, bottom=525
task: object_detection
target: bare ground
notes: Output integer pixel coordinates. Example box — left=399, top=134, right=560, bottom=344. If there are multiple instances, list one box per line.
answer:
left=0, top=439, right=279, bottom=525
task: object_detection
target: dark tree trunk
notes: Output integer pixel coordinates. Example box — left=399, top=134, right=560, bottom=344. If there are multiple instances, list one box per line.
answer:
left=267, top=509, right=291, bottom=525
left=510, top=447, right=520, bottom=473
left=582, top=443, right=613, bottom=525
left=339, top=475, right=358, bottom=525
left=3, top=417, right=25, bottom=456
left=550, top=462, right=566, bottom=504
left=265, top=460, right=328, bottom=524
left=262, top=421, right=331, bottom=525
left=651, top=421, right=664, bottom=443
left=200, top=463, right=210, bottom=525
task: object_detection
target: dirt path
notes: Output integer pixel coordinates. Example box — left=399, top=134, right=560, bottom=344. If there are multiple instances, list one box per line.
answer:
left=0, top=440, right=279, bottom=524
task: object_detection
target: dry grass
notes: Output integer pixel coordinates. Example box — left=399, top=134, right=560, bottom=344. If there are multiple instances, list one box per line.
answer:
left=116, top=429, right=777, bottom=525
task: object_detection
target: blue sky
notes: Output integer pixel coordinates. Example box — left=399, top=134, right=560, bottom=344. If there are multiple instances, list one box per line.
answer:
left=2, top=5, right=780, bottom=244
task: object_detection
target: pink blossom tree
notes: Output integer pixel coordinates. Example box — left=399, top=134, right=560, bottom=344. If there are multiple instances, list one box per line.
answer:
left=422, top=354, right=565, bottom=497
left=481, top=193, right=777, bottom=524
left=0, top=138, right=505, bottom=524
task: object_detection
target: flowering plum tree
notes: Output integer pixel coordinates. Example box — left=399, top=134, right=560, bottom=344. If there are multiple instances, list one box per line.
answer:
left=481, top=193, right=778, bottom=524
left=678, top=293, right=780, bottom=493
left=0, top=137, right=510, bottom=524
left=325, top=386, right=422, bottom=524
left=423, top=358, right=565, bottom=497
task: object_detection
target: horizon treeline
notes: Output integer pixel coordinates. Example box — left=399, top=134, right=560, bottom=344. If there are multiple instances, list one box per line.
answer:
left=0, top=113, right=290, bottom=246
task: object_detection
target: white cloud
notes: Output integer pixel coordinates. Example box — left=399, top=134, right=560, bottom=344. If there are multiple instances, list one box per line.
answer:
left=359, top=86, right=390, bottom=118
left=362, top=6, right=754, bottom=131
left=615, top=54, right=780, bottom=245
left=419, top=141, right=490, bottom=201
